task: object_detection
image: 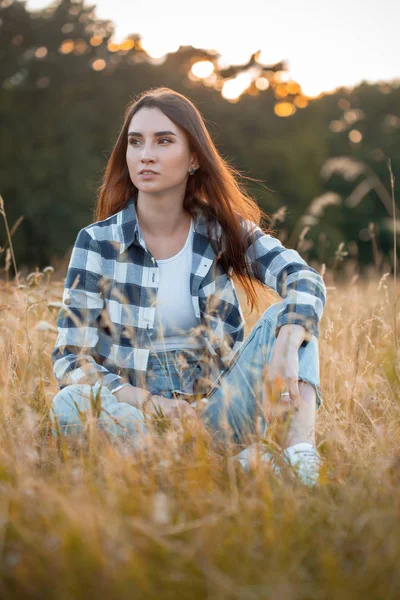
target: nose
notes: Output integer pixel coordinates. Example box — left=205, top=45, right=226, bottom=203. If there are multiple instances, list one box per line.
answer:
left=140, top=157, right=156, bottom=169
left=141, top=152, right=155, bottom=161
left=139, top=143, right=156, bottom=162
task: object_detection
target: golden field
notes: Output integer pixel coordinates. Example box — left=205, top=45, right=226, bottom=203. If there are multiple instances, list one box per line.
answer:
left=0, top=262, right=399, bottom=599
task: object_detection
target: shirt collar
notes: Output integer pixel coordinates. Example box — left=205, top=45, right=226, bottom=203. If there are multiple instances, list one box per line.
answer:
left=116, top=196, right=224, bottom=255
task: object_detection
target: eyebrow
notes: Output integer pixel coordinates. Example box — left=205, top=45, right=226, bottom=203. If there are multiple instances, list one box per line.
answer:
left=127, top=130, right=178, bottom=138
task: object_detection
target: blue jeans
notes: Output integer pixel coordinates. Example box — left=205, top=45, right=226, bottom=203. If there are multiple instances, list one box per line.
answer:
left=51, top=302, right=322, bottom=448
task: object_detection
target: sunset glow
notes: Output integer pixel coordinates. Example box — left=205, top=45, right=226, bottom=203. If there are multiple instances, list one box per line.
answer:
left=27, top=0, right=400, bottom=100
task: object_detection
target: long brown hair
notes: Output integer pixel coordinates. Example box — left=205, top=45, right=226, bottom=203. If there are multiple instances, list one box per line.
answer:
left=95, top=87, right=274, bottom=313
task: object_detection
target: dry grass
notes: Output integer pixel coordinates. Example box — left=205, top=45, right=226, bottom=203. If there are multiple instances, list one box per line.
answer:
left=0, top=264, right=399, bottom=599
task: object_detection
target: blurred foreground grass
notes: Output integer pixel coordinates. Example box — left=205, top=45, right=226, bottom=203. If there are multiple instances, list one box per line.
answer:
left=0, top=270, right=399, bottom=599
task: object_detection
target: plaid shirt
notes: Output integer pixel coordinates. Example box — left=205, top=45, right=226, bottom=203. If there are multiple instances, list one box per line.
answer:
left=51, top=197, right=326, bottom=393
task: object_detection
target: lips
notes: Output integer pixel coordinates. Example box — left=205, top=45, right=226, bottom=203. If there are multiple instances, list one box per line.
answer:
left=139, top=169, right=157, bottom=174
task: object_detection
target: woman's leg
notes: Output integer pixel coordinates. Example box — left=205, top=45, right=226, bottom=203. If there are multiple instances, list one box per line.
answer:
left=51, top=380, right=148, bottom=441
left=284, top=381, right=316, bottom=448
left=198, top=301, right=322, bottom=451
left=52, top=348, right=207, bottom=443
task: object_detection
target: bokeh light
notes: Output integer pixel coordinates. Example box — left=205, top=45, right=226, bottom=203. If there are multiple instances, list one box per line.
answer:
left=59, top=40, right=74, bottom=54
left=293, top=95, right=309, bottom=108
left=92, top=59, right=106, bottom=71
left=36, top=76, right=50, bottom=88
left=274, top=102, right=296, bottom=117
left=255, top=77, right=269, bottom=91
left=73, top=40, right=87, bottom=55
left=61, top=24, right=74, bottom=34
left=330, top=120, right=345, bottom=133
left=191, top=61, right=214, bottom=79
left=222, top=73, right=252, bottom=101
left=90, top=36, right=103, bottom=47
left=120, top=39, right=135, bottom=51
left=349, top=129, right=363, bottom=143
left=35, top=47, right=48, bottom=59
left=107, top=42, right=120, bottom=52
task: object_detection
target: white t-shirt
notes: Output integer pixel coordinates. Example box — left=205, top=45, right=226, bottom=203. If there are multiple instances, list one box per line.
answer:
left=150, top=217, right=205, bottom=352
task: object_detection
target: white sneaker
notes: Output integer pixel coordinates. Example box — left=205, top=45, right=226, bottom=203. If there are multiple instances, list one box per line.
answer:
left=231, top=443, right=281, bottom=475
left=232, top=442, right=322, bottom=487
left=283, top=442, right=322, bottom=487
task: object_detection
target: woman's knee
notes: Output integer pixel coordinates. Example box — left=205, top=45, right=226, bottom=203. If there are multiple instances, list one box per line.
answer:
left=52, top=384, right=148, bottom=438
left=51, top=384, right=106, bottom=434
left=51, top=384, right=94, bottom=437
left=53, top=384, right=97, bottom=414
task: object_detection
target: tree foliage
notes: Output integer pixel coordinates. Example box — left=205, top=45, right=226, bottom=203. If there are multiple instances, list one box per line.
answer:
left=0, top=0, right=399, bottom=273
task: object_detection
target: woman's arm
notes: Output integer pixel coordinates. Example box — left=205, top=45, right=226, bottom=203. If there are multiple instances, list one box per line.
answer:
left=112, top=384, right=150, bottom=409
left=51, top=227, right=128, bottom=393
left=241, top=218, right=327, bottom=346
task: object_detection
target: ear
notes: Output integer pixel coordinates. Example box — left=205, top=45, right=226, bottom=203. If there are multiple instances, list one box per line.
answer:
left=190, top=150, right=199, bottom=170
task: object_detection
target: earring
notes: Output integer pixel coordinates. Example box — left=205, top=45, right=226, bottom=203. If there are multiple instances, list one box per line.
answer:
left=189, top=167, right=196, bottom=175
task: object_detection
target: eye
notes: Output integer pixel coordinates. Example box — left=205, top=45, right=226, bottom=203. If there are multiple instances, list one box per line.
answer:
left=128, top=138, right=172, bottom=146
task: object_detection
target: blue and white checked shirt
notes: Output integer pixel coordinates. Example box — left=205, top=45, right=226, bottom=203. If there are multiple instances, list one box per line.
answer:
left=51, top=197, right=326, bottom=394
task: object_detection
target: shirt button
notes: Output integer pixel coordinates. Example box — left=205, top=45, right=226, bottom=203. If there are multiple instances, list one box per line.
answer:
left=64, top=298, right=71, bottom=305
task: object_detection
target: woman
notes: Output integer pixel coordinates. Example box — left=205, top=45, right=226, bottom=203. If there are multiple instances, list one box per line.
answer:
left=51, top=87, right=326, bottom=485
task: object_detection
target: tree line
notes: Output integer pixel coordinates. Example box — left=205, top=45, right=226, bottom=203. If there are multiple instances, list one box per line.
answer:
left=1, top=0, right=399, bottom=275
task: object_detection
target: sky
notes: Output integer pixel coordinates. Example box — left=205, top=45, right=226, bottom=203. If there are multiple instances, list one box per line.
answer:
left=26, top=0, right=400, bottom=98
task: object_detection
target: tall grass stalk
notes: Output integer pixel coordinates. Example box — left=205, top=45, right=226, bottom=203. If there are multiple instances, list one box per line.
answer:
left=388, top=159, right=398, bottom=351
left=0, top=194, right=19, bottom=286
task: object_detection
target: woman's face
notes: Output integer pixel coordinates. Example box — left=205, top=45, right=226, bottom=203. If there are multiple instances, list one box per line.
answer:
left=126, top=106, right=197, bottom=194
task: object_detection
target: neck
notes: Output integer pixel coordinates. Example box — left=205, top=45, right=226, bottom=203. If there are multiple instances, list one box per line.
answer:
left=135, top=196, right=191, bottom=238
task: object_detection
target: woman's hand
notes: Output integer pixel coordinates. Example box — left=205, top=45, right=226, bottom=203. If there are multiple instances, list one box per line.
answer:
left=113, top=385, right=208, bottom=435
left=145, top=395, right=209, bottom=436
left=263, top=324, right=306, bottom=414
left=146, top=395, right=194, bottom=419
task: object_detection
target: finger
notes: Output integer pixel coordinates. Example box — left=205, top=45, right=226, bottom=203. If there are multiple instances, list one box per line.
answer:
left=264, top=369, right=286, bottom=405
left=279, top=389, right=292, bottom=407
left=287, top=378, right=301, bottom=408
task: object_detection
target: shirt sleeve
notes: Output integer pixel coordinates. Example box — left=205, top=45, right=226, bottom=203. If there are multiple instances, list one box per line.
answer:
left=111, top=383, right=132, bottom=395
left=51, top=227, right=128, bottom=393
left=241, top=218, right=327, bottom=346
